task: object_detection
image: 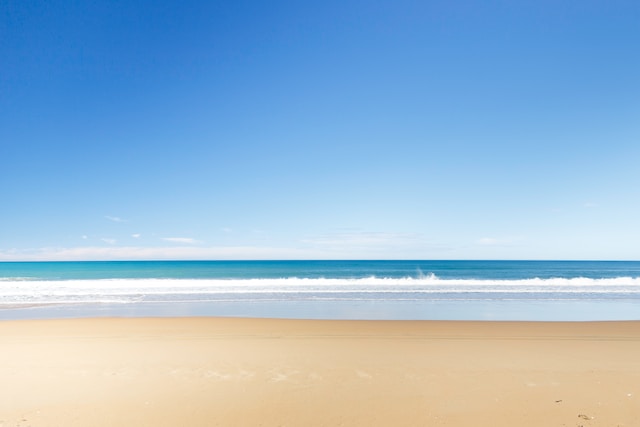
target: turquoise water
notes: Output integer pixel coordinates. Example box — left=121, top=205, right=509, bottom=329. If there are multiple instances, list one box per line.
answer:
left=1, top=260, right=640, bottom=320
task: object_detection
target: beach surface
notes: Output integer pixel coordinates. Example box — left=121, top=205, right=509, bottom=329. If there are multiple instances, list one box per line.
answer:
left=1, top=318, right=639, bottom=426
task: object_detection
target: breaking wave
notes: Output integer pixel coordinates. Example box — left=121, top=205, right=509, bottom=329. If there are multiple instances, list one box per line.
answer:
left=2, top=275, right=640, bottom=306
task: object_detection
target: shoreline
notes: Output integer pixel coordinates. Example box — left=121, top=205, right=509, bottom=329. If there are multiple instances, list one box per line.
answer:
left=1, top=317, right=639, bottom=426
left=2, top=298, right=639, bottom=322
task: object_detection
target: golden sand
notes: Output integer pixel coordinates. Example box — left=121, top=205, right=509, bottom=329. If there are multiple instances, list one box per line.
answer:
left=1, top=317, right=639, bottom=426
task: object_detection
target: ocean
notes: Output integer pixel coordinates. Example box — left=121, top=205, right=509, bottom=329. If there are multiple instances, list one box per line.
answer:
left=1, top=260, right=640, bottom=321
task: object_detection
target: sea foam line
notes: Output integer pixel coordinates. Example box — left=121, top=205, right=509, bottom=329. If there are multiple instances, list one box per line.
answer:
left=1, top=276, right=640, bottom=295
left=2, top=275, right=640, bottom=286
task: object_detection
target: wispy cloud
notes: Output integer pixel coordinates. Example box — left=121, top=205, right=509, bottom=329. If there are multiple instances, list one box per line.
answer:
left=105, top=215, right=127, bottom=223
left=132, top=233, right=141, bottom=238
left=161, top=237, right=201, bottom=245
left=0, top=231, right=453, bottom=262
left=0, top=246, right=316, bottom=261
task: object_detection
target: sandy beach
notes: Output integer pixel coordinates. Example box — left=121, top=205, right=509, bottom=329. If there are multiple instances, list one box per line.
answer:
left=1, top=318, right=639, bottom=426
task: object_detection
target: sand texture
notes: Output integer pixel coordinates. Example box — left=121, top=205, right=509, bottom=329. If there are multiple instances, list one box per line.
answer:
left=1, top=317, right=639, bottom=426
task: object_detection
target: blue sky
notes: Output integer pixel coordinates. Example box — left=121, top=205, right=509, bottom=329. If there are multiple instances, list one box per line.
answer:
left=2, top=0, right=639, bottom=260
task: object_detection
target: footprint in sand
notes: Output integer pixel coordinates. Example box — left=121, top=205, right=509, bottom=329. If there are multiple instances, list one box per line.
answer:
left=356, top=370, right=372, bottom=379
left=237, top=369, right=255, bottom=380
left=169, top=367, right=194, bottom=378
left=269, top=369, right=300, bottom=382
left=204, top=370, right=232, bottom=380
left=270, top=372, right=289, bottom=382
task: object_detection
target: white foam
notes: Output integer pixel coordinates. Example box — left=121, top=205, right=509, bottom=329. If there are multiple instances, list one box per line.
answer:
left=1, top=276, right=639, bottom=306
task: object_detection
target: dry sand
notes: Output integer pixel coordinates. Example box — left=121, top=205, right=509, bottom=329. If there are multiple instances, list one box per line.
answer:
left=1, top=317, right=639, bottom=426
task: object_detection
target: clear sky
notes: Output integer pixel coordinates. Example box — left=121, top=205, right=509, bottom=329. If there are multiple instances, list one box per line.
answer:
left=2, top=0, right=639, bottom=261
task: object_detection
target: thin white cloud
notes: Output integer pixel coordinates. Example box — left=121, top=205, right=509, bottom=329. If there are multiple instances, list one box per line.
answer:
left=101, top=238, right=117, bottom=245
left=81, top=235, right=88, bottom=240
left=132, top=233, right=141, bottom=238
left=221, top=227, right=233, bottom=233
left=105, top=215, right=127, bottom=223
left=0, top=246, right=318, bottom=261
left=161, top=237, right=201, bottom=245
left=0, top=241, right=632, bottom=262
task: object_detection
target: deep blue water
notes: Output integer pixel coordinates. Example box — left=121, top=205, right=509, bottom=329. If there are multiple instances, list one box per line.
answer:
left=4, top=260, right=640, bottom=280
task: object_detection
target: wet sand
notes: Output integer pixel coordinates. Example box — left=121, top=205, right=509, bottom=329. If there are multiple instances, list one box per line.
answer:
left=1, top=317, right=639, bottom=426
